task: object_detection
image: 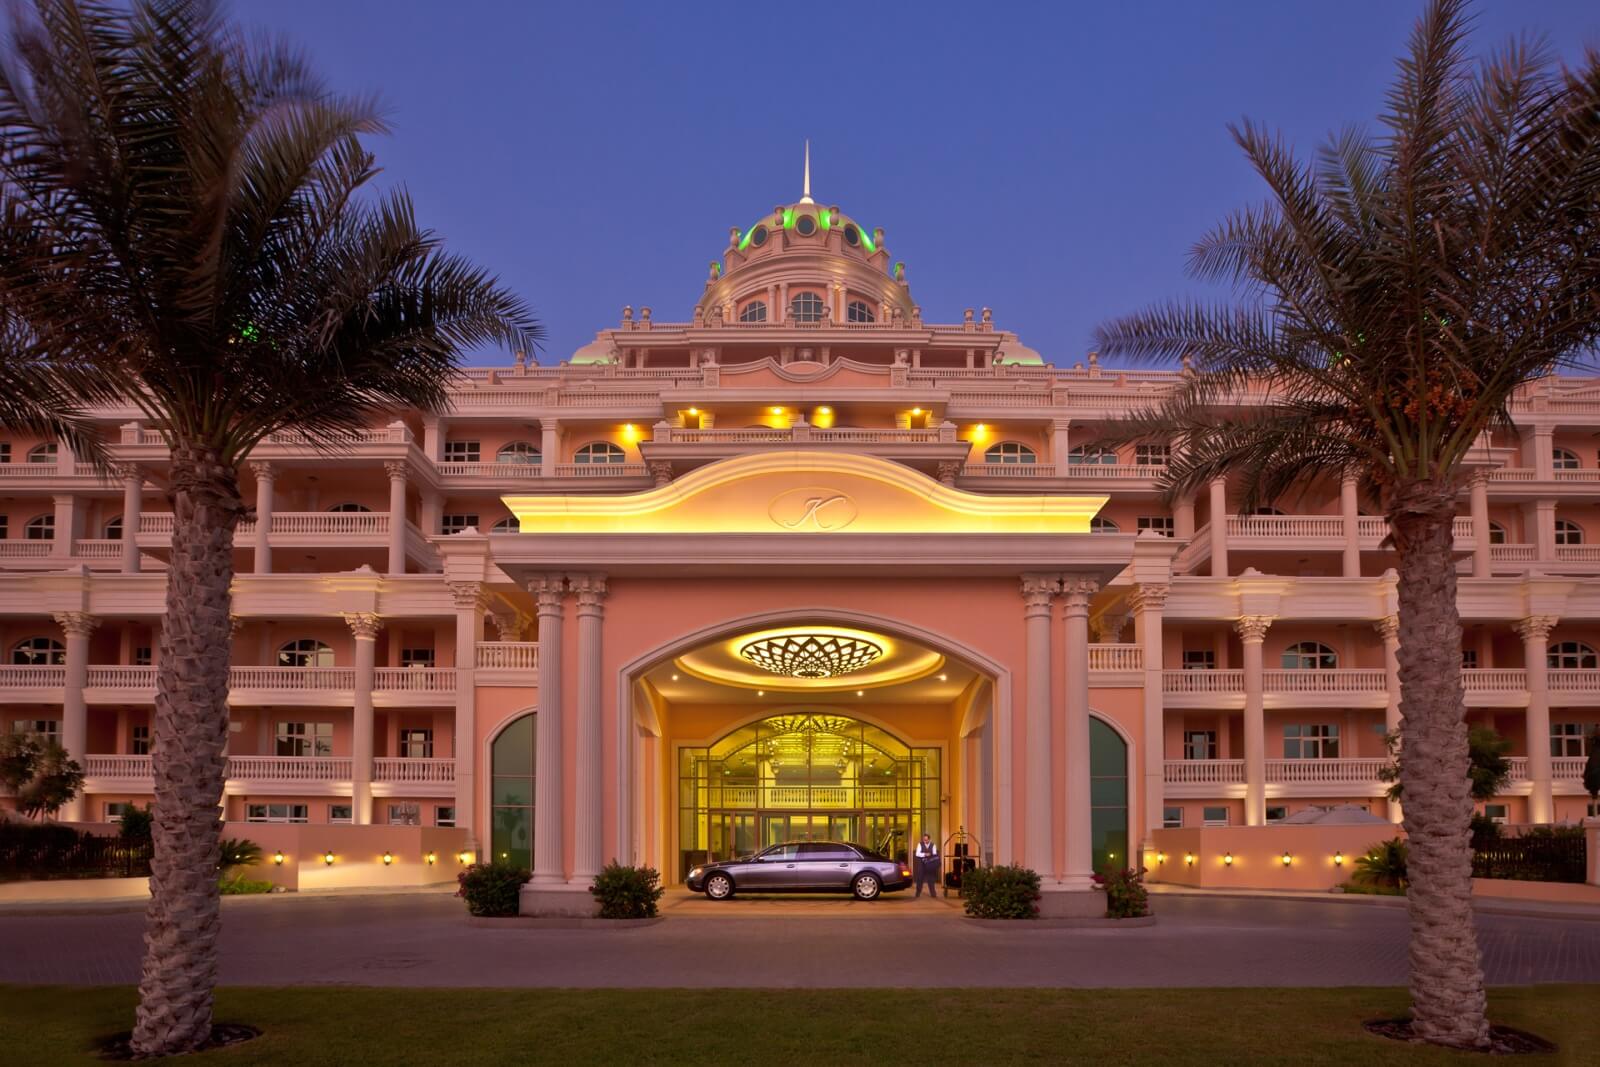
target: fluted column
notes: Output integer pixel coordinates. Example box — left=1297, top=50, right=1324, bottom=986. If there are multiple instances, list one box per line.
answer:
left=345, top=613, right=382, bottom=824
left=1020, top=574, right=1058, bottom=877
left=1130, top=584, right=1168, bottom=838
left=384, top=461, right=408, bottom=575
left=1375, top=615, right=1403, bottom=823
left=1469, top=472, right=1491, bottom=578
left=570, top=573, right=607, bottom=882
left=249, top=462, right=274, bottom=574
left=1517, top=615, right=1557, bottom=824
left=119, top=466, right=143, bottom=573
left=55, top=612, right=98, bottom=822
left=530, top=575, right=567, bottom=884
left=447, top=582, right=486, bottom=837
left=1236, top=615, right=1272, bottom=826
left=1208, top=477, right=1229, bottom=577
left=1062, top=577, right=1096, bottom=889
left=1340, top=473, right=1361, bottom=578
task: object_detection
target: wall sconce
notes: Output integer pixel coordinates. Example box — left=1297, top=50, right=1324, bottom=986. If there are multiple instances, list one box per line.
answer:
left=382, top=851, right=393, bottom=866
left=457, top=850, right=473, bottom=866
left=1281, top=852, right=1292, bottom=867
left=323, top=851, right=335, bottom=866
left=1156, top=852, right=1167, bottom=865
left=1223, top=852, right=1234, bottom=866
left=1184, top=853, right=1194, bottom=866
left=273, top=851, right=285, bottom=866
left=1334, top=851, right=1344, bottom=867
left=426, top=852, right=437, bottom=866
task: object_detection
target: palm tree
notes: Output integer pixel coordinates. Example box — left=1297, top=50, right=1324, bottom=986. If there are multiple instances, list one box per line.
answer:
left=1093, top=0, right=1600, bottom=1049
left=0, top=0, right=539, bottom=1055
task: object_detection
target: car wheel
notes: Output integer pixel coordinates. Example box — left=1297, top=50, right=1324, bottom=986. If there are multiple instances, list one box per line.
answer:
left=704, top=872, right=734, bottom=900
left=852, top=873, right=881, bottom=900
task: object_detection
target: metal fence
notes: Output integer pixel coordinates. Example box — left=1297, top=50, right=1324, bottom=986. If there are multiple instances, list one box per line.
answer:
left=1471, top=833, right=1587, bottom=884
left=0, top=826, right=153, bottom=881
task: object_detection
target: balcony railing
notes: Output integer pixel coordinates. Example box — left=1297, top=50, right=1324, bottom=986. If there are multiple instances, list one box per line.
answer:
left=228, top=756, right=353, bottom=781
left=1259, top=669, right=1386, bottom=693
left=476, top=642, right=539, bottom=669
left=0, top=665, right=66, bottom=686
left=1461, top=669, right=1528, bottom=691
left=1227, top=515, right=1345, bottom=538
left=548, top=462, right=649, bottom=478
left=961, top=462, right=1060, bottom=478
left=372, top=758, right=455, bottom=784
left=1088, top=644, right=1143, bottom=671
left=372, top=668, right=457, bottom=693
left=1265, top=757, right=1387, bottom=783
left=3, top=665, right=461, bottom=698
left=1162, top=670, right=1245, bottom=694
left=230, top=666, right=356, bottom=690
left=84, top=754, right=456, bottom=785
left=0, top=542, right=52, bottom=559
left=436, top=462, right=543, bottom=480
left=1164, top=759, right=1245, bottom=784
left=272, top=512, right=388, bottom=535
left=1059, top=464, right=1164, bottom=479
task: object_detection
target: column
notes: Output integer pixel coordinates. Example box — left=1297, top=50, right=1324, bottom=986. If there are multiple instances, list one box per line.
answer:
left=1020, top=575, right=1058, bottom=877
left=530, top=575, right=567, bottom=885
left=345, top=613, right=382, bottom=824
left=1534, top=499, right=1557, bottom=563
left=422, top=416, right=444, bottom=463
left=54, top=612, right=98, bottom=822
left=1469, top=472, right=1491, bottom=578
left=1048, top=418, right=1071, bottom=472
left=1375, top=615, right=1403, bottom=823
left=249, top=462, right=274, bottom=575
left=447, top=583, right=485, bottom=838
left=1061, top=577, right=1096, bottom=889
left=570, top=573, right=607, bottom=882
left=1529, top=427, right=1553, bottom=480
left=1130, top=585, right=1169, bottom=838
left=1236, top=615, right=1272, bottom=826
left=1173, top=495, right=1196, bottom=541
left=119, top=466, right=143, bottom=573
left=419, top=490, right=442, bottom=537
left=1517, top=615, right=1557, bottom=824
left=540, top=420, right=561, bottom=470
left=1209, top=477, right=1229, bottom=577
left=384, top=462, right=407, bottom=575
left=1340, top=473, right=1361, bottom=578
left=51, top=494, right=76, bottom=559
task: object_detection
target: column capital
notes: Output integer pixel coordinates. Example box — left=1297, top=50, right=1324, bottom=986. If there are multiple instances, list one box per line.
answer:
left=648, top=461, right=674, bottom=487
left=248, top=460, right=275, bottom=481
left=568, top=572, right=608, bottom=610
left=1515, top=615, right=1559, bottom=642
left=1091, top=614, right=1128, bottom=643
left=115, top=463, right=142, bottom=482
left=384, top=460, right=408, bottom=482
left=1372, top=614, right=1400, bottom=642
left=343, top=612, right=384, bottom=640
left=1235, top=615, right=1274, bottom=643
left=1127, top=583, right=1169, bottom=614
left=228, top=615, right=245, bottom=637
left=1467, top=468, right=1490, bottom=489
left=1020, top=574, right=1060, bottom=613
left=528, top=574, right=567, bottom=613
left=1060, top=576, right=1098, bottom=612
left=936, top=460, right=962, bottom=487
left=53, top=611, right=98, bottom=638
left=446, top=580, right=490, bottom=612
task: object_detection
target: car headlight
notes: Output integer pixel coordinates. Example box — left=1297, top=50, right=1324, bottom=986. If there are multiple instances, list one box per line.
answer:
left=688, top=866, right=704, bottom=879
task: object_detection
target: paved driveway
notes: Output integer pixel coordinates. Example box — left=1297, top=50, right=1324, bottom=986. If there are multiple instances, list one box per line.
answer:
left=3, top=891, right=1598, bottom=988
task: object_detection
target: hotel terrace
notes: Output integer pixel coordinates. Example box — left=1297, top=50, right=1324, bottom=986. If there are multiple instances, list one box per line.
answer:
left=3, top=178, right=1599, bottom=905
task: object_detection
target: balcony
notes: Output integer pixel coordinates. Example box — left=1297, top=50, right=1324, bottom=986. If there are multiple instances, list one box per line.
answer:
left=0, top=665, right=457, bottom=707
left=713, top=784, right=907, bottom=808
left=135, top=512, right=438, bottom=570
left=475, top=642, right=539, bottom=685
left=1163, top=757, right=1389, bottom=798
left=81, top=754, right=455, bottom=797
left=1161, top=668, right=1386, bottom=708
left=640, top=425, right=969, bottom=478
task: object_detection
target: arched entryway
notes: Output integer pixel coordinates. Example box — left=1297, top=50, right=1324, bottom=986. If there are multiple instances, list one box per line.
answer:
left=489, top=712, right=536, bottom=868
left=1089, top=716, right=1130, bottom=871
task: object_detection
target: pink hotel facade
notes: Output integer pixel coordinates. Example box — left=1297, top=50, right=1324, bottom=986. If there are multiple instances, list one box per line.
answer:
left=4, top=183, right=1600, bottom=906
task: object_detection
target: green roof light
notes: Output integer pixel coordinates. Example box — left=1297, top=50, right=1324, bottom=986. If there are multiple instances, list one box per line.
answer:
left=819, top=208, right=831, bottom=231
left=738, top=227, right=755, bottom=251
left=858, top=225, right=876, bottom=253
left=782, top=208, right=794, bottom=230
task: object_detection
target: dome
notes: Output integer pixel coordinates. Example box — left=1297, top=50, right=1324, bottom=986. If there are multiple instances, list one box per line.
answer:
left=733, top=202, right=879, bottom=255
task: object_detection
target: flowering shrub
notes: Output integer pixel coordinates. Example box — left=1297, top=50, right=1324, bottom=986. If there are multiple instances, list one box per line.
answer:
left=1092, top=865, right=1150, bottom=919
left=456, top=860, right=530, bottom=917
left=961, top=864, right=1040, bottom=919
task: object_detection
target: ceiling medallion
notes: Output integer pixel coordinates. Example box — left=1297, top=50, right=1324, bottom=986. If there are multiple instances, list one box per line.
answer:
left=738, top=632, right=884, bottom=679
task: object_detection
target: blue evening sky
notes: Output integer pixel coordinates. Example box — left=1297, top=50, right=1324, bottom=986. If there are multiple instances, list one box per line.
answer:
left=245, top=1, right=1600, bottom=367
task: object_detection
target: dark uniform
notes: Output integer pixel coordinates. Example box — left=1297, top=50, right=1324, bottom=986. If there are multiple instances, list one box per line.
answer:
left=913, top=836, right=940, bottom=898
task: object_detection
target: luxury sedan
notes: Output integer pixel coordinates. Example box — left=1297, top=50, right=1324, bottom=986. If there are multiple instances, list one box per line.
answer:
left=687, top=841, right=912, bottom=900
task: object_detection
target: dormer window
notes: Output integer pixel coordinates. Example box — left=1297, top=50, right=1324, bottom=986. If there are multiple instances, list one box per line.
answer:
left=794, top=215, right=817, bottom=236
left=747, top=225, right=769, bottom=248
left=789, top=292, right=825, bottom=323
left=843, top=224, right=860, bottom=247
left=739, top=300, right=767, bottom=323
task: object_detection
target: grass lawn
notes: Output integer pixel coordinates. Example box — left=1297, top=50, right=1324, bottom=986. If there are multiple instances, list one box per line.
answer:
left=4, top=984, right=1594, bottom=1065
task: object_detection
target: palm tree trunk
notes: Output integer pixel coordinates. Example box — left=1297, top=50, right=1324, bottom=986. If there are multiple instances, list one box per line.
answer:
left=1388, top=479, right=1489, bottom=1049
left=132, top=446, right=243, bottom=1056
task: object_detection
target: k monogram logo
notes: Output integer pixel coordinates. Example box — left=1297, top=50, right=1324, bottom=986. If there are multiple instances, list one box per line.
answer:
left=767, top=487, right=860, bottom=531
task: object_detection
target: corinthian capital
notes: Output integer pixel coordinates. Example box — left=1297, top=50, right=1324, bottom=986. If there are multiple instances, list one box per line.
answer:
left=1060, top=576, right=1099, bottom=611
left=384, top=460, right=408, bottom=482
left=1127, top=584, right=1169, bottom=615
left=568, top=572, right=608, bottom=610
left=343, top=612, right=384, bottom=640
left=247, top=460, right=274, bottom=481
left=1234, top=615, right=1274, bottom=642
left=1514, top=615, right=1559, bottom=643
left=528, top=574, right=567, bottom=612
left=1020, top=574, right=1060, bottom=612
left=446, top=581, right=488, bottom=611
left=53, top=611, right=99, bottom=638
left=1372, top=615, right=1400, bottom=642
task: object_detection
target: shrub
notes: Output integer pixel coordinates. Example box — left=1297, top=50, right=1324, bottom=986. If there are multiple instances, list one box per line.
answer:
left=219, top=878, right=274, bottom=895
left=1352, top=838, right=1408, bottom=890
left=456, top=860, right=531, bottom=917
left=1469, top=812, right=1501, bottom=845
left=0, top=733, right=84, bottom=818
left=1092, top=865, right=1150, bottom=918
left=961, top=864, right=1040, bottom=919
left=117, top=806, right=153, bottom=845
left=217, top=838, right=262, bottom=877
left=590, top=861, right=665, bottom=919
left=1339, top=879, right=1405, bottom=896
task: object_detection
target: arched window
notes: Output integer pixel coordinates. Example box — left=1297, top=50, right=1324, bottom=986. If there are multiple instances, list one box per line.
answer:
left=491, top=516, right=518, bottom=533
left=490, top=713, right=536, bottom=869
left=24, top=515, right=54, bottom=540
left=738, top=300, right=767, bottom=323
left=574, top=441, right=626, bottom=464
left=1488, top=521, right=1507, bottom=545
left=1547, top=641, right=1598, bottom=670
left=497, top=442, right=540, bottom=465
left=1067, top=445, right=1117, bottom=465
left=1555, top=519, right=1585, bottom=546
left=103, top=515, right=123, bottom=539
left=328, top=503, right=371, bottom=513
left=1090, top=717, right=1129, bottom=871
left=27, top=443, right=57, bottom=464
left=12, top=637, right=66, bottom=665
left=1281, top=641, right=1338, bottom=670
left=276, top=639, right=334, bottom=668
left=1090, top=516, right=1120, bottom=533
left=1552, top=447, right=1581, bottom=470
left=789, top=292, right=825, bottom=323
left=984, top=442, right=1036, bottom=465
left=846, top=300, right=876, bottom=323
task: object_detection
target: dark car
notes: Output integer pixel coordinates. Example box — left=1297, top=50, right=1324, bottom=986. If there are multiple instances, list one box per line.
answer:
left=686, top=841, right=912, bottom=901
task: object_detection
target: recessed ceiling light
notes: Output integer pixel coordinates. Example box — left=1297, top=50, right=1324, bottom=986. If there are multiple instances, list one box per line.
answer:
left=856, top=690, right=864, bottom=697
left=670, top=673, right=679, bottom=681
left=757, top=690, right=765, bottom=697
left=938, top=673, right=947, bottom=681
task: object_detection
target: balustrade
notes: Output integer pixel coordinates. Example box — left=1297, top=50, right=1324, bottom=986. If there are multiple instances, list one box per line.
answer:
left=1263, top=758, right=1387, bottom=783
left=1087, top=644, right=1143, bottom=670
left=1163, top=759, right=1245, bottom=784
left=962, top=462, right=1060, bottom=478
left=1260, top=669, right=1386, bottom=693
left=372, top=757, right=456, bottom=783
left=476, top=643, right=540, bottom=669
left=1162, top=670, right=1244, bottom=694
left=373, top=668, right=457, bottom=693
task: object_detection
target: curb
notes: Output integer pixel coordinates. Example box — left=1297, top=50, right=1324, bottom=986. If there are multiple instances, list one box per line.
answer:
left=466, top=915, right=666, bottom=929
left=1151, top=886, right=1600, bottom=922
left=962, top=915, right=1157, bottom=930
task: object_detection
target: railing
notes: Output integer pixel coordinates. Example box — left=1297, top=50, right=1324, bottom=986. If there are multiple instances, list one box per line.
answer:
left=373, top=668, right=457, bottom=693
left=1164, top=760, right=1245, bottom=784
left=138, top=514, right=174, bottom=535
left=228, top=756, right=353, bottom=781
left=372, top=758, right=455, bottom=784
left=1506, top=757, right=1529, bottom=781
left=548, top=462, right=649, bottom=478
left=85, top=666, right=157, bottom=688
left=436, top=462, right=544, bottom=479
left=1548, top=669, right=1600, bottom=691
left=85, top=754, right=456, bottom=784
left=229, top=667, right=356, bottom=690
left=1060, top=464, right=1163, bottom=479
left=1555, top=545, right=1600, bottom=563
left=707, top=785, right=907, bottom=808
left=0, top=542, right=52, bottom=558
left=813, top=428, right=944, bottom=444
left=1489, top=468, right=1537, bottom=482
left=1461, top=669, right=1527, bottom=692
left=1162, top=670, right=1245, bottom=694
left=263, top=427, right=408, bottom=446
left=665, top=428, right=791, bottom=444
left=476, top=643, right=539, bottom=669
left=1491, top=543, right=1537, bottom=562
left=71, top=539, right=122, bottom=560
left=271, top=512, right=388, bottom=535
left=1553, top=757, right=1588, bottom=778
left=1265, top=758, right=1388, bottom=783
left=0, top=665, right=66, bottom=687
left=962, top=462, right=1059, bottom=478
left=1260, top=669, right=1386, bottom=693
left=1226, top=515, right=1344, bottom=538
left=1088, top=644, right=1143, bottom=671
left=82, top=754, right=152, bottom=778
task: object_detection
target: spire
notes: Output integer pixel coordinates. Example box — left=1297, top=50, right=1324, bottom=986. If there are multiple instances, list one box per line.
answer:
left=799, top=140, right=814, bottom=204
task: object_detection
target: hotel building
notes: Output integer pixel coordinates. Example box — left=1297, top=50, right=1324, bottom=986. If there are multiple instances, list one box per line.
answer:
left=3, top=180, right=1598, bottom=905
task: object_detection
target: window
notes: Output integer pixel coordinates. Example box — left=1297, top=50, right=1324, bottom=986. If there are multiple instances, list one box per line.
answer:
left=328, top=502, right=371, bottom=513
left=1134, top=444, right=1170, bottom=466
left=1488, top=521, right=1507, bottom=545
left=1483, top=803, right=1508, bottom=825
left=1162, top=806, right=1183, bottom=829
left=1182, top=649, right=1216, bottom=670
left=27, top=443, right=57, bottom=464
left=1281, top=641, right=1338, bottom=670
left=274, top=721, right=333, bottom=757
left=442, top=440, right=480, bottom=463
left=1590, top=801, right=1600, bottom=819
left=1201, top=806, right=1229, bottom=827
left=738, top=300, right=767, bottom=323
left=13, top=719, right=60, bottom=742
left=435, top=806, right=457, bottom=828
left=103, top=515, right=122, bottom=539
left=1137, top=516, right=1175, bottom=537
left=491, top=516, right=518, bottom=533
left=0, top=443, right=8, bottom=463
left=747, top=225, right=769, bottom=248
left=24, top=514, right=54, bottom=540
left=387, top=802, right=421, bottom=826
left=1552, top=447, right=1581, bottom=470
left=1283, top=723, right=1340, bottom=759
left=441, top=513, right=479, bottom=535
left=1067, top=445, right=1117, bottom=465
left=846, top=300, right=876, bottom=323
left=1089, top=516, right=1119, bottom=533
left=12, top=637, right=66, bottom=665
left=400, top=648, right=435, bottom=668
left=131, top=725, right=150, bottom=755
left=842, top=224, right=860, bottom=247
left=1266, top=805, right=1288, bottom=823
left=984, top=442, right=1036, bottom=465
left=245, top=803, right=309, bottom=824
left=574, top=441, right=626, bottom=464
left=133, top=646, right=152, bottom=666
left=1461, top=648, right=1479, bottom=669
left=329, top=804, right=352, bottom=824
left=789, top=292, right=825, bottom=322
left=491, top=713, right=536, bottom=870
left=276, top=639, right=333, bottom=668
left=1547, top=641, right=1598, bottom=670
left=1555, top=519, right=1584, bottom=546
left=496, top=441, right=540, bottom=465
left=0, top=515, right=6, bottom=539
left=1184, top=731, right=1217, bottom=760
left=105, top=802, right=136, bottom=821
left=399, top=729, right=434, bottom=758
left=1551, top=722, right=1598, bottom=757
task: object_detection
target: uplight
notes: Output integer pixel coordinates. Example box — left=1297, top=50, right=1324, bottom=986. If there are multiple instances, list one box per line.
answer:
left=324, top=851, right=335, bottom=866
left=770, top=407, right=784, bottom=415
left=911, top=407, right=923, bottom=416
left=273, top=850, right=285, bottom=866
left=688, top=407, right=699, bottom=415
left=383, top=851, right=394, bottom=866
left=817, top=406, right=831, bottom=415
left=856, top=690, right=864, bottom=697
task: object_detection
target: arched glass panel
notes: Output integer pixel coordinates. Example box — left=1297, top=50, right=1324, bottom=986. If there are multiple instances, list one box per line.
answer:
left=1067, top=445, right=1117, bottom=465
left=1552, top=448, right=1581, bottom=470
left=1281, top=641, right=1338, bottom=669
left=1556, top=519, right=1584, bottom=546
left=328, top=502, right=371, bottom=513
left=103, top=515, right=123, bottom=539
left=985, top=442, right=1036, bottom=464
left=1090, top=516, right=1119, bottom=533
left=1548, top=641, right=1598, bottom=670
left=24, top=515, right=54, bottom=540
left=739, top=300, right=767, bottom=323
left=277, top=639, right=334, bottom=668
left=490, top=713, right=536, bottom=870
left=789, top=292, right=825, bottom=323
left=1488, top=521, right=1507, bottom=545
left=491, top=516, right=518, bottom=533
left=12, top=637, right=65, bottom=665
left=846, top=300, right=875, bottom=323
left=27, top=443, right=57, bottom=464
left=1090, top=717, right=1129, bottom=873
left=497, top=442, right=540, bottom=465
left=574, top=442, right=626, bottom=464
